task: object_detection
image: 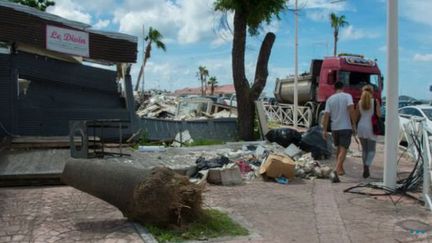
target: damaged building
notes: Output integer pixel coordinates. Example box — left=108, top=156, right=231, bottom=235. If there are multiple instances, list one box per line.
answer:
left=0, top=1, right=137, bottom=138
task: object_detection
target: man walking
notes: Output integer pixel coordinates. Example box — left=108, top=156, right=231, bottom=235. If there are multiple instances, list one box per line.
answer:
left=322, top=81, right=356, bottom=175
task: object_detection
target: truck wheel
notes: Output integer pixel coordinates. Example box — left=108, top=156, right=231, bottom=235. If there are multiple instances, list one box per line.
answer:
left=315, top=103, right=325, bottom=126
left=305, top=102, right=316, bottom=127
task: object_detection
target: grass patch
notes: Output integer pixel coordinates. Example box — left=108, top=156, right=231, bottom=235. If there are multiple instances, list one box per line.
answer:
left=185, top=139, right=224, bottom=147
left=131, top=131, right=166, bottom=150
left=146, top=209, right=248, bottom=242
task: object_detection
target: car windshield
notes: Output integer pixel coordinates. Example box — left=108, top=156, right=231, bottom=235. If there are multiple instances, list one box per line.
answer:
left=338, top=71, right=380, bottom=90
left=421, top=108, right=432, bottom=121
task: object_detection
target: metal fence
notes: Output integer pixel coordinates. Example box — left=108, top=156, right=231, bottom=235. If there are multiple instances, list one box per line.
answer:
left=138, top=117, right=238, bottom=142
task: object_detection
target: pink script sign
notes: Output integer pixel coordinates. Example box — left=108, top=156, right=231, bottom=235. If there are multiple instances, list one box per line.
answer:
left=46, top=25, right=89, bottom=57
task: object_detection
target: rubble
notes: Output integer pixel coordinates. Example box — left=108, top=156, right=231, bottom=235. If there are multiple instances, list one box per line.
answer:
left=136, top=94, right=237, bottom=120
left=207, top=165, right=242, bottom=186
left=136, top=95, right=177, bottom=119
left=172, top=130, right=194, bottom=147
left=181, top=140, right=335, bottom=186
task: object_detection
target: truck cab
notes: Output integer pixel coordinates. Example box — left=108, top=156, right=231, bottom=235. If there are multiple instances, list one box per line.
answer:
left=317, top=55, right=383, bottom=104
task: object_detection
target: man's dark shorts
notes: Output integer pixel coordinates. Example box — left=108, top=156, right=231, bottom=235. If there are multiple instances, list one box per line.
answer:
left=332, top=129, right=352, bottom=149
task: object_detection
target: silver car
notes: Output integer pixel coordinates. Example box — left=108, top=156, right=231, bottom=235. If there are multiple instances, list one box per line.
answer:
left=398, top=105, right=432, bottom=142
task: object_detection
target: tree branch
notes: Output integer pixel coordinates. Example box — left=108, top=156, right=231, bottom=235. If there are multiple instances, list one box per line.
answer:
left=251, top=32, right=276, bottom=99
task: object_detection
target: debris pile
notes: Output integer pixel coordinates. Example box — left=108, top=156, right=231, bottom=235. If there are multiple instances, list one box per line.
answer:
left=136, top=95, right=178, bottom=119
left=136, top=94, right=237, bottom=120
left=134, top=125, right=337, bottom=185
left=179, top=139, right=336, bottom=186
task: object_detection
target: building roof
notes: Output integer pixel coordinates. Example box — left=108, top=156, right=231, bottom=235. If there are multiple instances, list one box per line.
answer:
left=174, top=84, right=235, bottom=96
left=0, top=0, right=137, bottom=63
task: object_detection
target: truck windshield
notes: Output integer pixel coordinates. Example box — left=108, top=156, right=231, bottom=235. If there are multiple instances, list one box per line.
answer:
left=338, top=71, right=380, bottom=90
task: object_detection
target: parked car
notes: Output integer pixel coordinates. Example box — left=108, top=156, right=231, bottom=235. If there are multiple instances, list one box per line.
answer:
left=398, top=105, right=432, bottom=142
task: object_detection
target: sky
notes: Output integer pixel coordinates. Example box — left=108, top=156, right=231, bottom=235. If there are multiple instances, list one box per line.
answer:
left=46, top=0, right=432, bottom=99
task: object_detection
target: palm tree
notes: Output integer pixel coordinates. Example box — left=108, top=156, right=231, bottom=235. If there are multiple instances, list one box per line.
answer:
left=197, top=66, right=209, bottom=96
left=329, top=13, right=349, bottom=56
left=135, top=27, right=166, bottom=92
left=208, top=76, right=218, bottom=95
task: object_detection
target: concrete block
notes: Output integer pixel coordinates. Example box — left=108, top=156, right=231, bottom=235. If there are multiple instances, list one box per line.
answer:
left=207, top=166, right=242, bottom=186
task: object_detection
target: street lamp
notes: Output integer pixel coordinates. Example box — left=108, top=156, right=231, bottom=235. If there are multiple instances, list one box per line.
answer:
left=383, top=0, right=399, bottom=189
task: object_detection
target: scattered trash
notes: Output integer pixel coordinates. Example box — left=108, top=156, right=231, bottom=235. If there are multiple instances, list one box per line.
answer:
left=299, top=126, right=333, bottom=159
left=293, top=153, right=334, bottom=179
left=275, top=176, right=289, bottom=184
left=195, top=156, right=230, bottom=171
left=260, top=153, right=296, bottom=179
left=265, top=128, right=302, bottom=148
left=284, top=143, right=303, bottom=160
left=172, top=130, right=194, bottom=147
left=235, top=159, right=253, bottom=174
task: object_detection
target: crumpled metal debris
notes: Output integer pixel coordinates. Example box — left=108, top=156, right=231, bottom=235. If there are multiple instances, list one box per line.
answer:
left=136, top=95, right=177, bottom=119
left=136, top=94, right=237, bottom=120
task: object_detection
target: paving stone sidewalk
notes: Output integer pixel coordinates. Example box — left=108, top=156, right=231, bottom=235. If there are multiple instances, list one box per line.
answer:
left=0, top=187, right=142, bottom=243
left=1, top=141, right=431, bottom=242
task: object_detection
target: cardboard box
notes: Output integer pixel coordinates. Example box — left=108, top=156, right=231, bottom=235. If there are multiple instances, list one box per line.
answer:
left=259, top=154, right=296, bottom=179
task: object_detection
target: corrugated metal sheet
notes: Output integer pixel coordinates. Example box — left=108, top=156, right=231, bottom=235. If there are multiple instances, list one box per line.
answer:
left=0, top=3, right=137, bottom=63
left=139, top=118, right=238, bottom=142
left=0, top=52, right=132, bottom=137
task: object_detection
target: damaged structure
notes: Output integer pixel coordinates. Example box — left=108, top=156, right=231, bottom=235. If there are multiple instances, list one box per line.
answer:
left=0, top=1, right=137, bottom=138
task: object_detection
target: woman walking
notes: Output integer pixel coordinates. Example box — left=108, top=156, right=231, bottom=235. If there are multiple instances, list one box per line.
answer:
left=356, top=85, right=381, bottom=178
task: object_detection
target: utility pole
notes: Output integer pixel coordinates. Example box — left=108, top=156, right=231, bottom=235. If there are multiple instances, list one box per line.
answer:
left=293, top=0, right=298, bottom=128
left=140, top=25, right=145, bottom=97
left=383, top=0, right=399, bottom=189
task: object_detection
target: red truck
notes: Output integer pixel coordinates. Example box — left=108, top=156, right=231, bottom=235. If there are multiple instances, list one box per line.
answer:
left=274, top=54, right=383, bottom=125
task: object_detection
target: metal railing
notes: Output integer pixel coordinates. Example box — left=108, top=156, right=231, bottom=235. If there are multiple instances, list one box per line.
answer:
left=262, top=103, right=313, bottom=128
left=402, top=118, right=432, bottom=211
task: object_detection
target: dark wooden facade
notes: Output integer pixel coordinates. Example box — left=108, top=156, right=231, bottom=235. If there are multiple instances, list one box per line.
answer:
left=0, top=52, right=133, bottom=137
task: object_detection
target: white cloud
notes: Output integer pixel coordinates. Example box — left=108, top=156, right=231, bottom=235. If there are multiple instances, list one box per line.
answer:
left=293, top=0, right=348, bottom=11
left=295, top=0, right=350, bottom=22
left=113, top=0, right=225, bottom=44
left=401, top=0, right=432, bottom=27
left=340, top=26, right=379, bottom=41
left=47, top=0, right=92, bottom=24
left=93, top=19, right=111, bottom=29
left=306, top=11, right=329, bottom=22
left=414, top=53, right=432, bottom=62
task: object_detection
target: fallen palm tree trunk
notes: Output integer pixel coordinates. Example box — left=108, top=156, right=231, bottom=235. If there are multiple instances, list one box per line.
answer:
left=62, top=159, right=203, bottom=226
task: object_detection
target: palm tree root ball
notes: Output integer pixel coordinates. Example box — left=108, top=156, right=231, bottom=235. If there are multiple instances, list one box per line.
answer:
left=62, top=159, right=203, bottom=227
